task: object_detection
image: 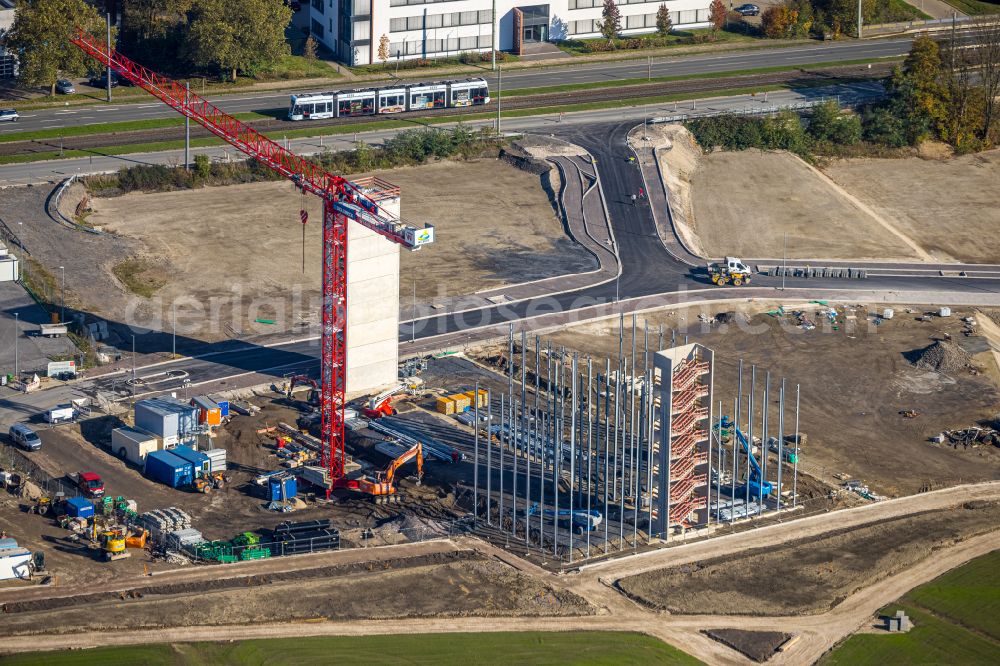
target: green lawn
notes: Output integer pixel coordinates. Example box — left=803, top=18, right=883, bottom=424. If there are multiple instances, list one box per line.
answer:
left=821, top=550, right=1000, bottom=666
left=556, top=28, right=759, bottom=56
left=0, top=631, right=702, bottom=666
left=940, top=0, right=1000, bottom=14
left=0, top=112, right=267, bottom=144
left=904, top=549, right=1000, bottom=641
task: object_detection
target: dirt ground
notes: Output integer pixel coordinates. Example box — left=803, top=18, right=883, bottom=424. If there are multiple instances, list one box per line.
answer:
left=82, top=159, right=591, bottom=340
left=615, top=501, right=1000, bottom=616
left=542, top=302, right=1000, bottom=496
left=658, top=124, right=1000, bottom=263
left=0, top=391, right=469, bottom=587
left=688, top=150, right=923, bottom=260
left=0, top=551, right=592, bottom=636
left=822, top=149, right=1000, bottom=263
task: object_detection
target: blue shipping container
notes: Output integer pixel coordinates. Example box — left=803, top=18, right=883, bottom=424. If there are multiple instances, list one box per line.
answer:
left=171, top=445, right=211, bottom=476
left=144, top=449, right=194, bottom=488
left=64, top=496, right=95, bottom=519
left=268, top=475, right=297, bottom=501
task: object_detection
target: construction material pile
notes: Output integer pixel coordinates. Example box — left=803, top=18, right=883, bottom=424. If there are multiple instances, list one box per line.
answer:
left=136, top=507, right=193, bottom=541
left=911, top=340, right=972, bottom=372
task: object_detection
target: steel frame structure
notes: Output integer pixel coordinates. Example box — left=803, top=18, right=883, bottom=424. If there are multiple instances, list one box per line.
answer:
left=70, top=29, right=432, bottom=489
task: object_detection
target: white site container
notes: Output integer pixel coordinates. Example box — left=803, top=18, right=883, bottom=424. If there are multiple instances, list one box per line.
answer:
left=111, top=427, right=160, bottom=466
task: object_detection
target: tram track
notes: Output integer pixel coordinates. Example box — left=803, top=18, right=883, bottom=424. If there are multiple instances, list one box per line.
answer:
left=0, top=62, right=894, bottom=159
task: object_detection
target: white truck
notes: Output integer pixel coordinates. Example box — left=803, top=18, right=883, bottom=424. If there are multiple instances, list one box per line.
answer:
left=44, top=404, right=76, bottom=423
left=707, top=257, right=753, bottom=286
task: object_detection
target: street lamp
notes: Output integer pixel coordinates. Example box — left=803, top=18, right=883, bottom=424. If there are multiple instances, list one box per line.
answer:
left=59, top=266, right=65, bottom=323
left=131, top=334, right=136, bottom=403
left=13, top=311, right=18, bottom=378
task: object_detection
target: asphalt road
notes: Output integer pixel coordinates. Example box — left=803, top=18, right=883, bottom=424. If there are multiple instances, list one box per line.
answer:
left=0, top=33, right=970, bottom=136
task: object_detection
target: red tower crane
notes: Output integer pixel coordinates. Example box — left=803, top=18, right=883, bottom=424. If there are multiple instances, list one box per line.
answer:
left=70, top=30, right=434, bottom=491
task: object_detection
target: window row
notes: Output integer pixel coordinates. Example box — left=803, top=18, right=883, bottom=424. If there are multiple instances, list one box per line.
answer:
left=390, top=0, right=461, bottom=7
left=388, top=34, right=492, bottom=56
left=569, top=0, right=673, bottom=8
left=390, top=9, right=492, bottom=32
left=569, top=8, right=708, bottom=33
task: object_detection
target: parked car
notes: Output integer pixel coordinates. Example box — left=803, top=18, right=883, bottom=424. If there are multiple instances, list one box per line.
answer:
left=735, top=3, right=760, bottom=15
left=55, top=79, right=76, bottom=94
left=88, top=73, right=118, bottom=89
left=9, top=424, right=41, bottom=452
left=0, top=109, right=18, bottom=122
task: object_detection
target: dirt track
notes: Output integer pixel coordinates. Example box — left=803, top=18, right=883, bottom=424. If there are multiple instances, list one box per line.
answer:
left=2, top=481, right=998, bottom=666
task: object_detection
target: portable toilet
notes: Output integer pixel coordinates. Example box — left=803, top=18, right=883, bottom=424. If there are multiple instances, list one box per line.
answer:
left=268, top=475, right=297, bottom=502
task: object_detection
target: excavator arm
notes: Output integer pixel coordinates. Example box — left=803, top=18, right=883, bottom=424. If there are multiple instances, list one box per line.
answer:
left=382, top=442, right=423, bottom=487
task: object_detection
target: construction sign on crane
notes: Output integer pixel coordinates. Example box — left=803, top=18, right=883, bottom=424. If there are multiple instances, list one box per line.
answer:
left=70, top=29, right=434, bottom=496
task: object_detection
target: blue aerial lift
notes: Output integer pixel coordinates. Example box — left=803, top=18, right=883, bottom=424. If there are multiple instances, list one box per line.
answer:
left=718, top=416, right=773, bottom=499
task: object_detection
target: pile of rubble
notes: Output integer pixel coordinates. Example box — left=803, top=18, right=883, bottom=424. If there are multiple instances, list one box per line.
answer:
left=933, top=426, right=1000, bottom=449
left=911, top=340, right=972, bottom=372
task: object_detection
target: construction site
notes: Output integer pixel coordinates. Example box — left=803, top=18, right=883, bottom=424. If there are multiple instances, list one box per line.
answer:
left=0, top=24, right=998, bottom=666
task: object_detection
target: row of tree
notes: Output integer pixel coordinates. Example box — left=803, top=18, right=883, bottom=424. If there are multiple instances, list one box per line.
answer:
left=689, top=27, right=1000, bottom=155
left=593, top=0, right=728, bottom=44
left=3, top=0, right=291, bottom=95
left=875, top=29, right=1000, bottom=151
left=761, top=0, right=925, bottom=40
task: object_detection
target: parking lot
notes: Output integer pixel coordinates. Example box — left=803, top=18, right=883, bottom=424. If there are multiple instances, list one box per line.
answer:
left=0, top=280, right=76, bottom=378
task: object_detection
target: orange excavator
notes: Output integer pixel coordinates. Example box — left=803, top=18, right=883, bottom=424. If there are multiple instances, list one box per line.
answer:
left=352, top=442, right=423, bottom=504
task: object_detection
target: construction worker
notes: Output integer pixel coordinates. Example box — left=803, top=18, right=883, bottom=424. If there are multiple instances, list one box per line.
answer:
left=638, top=187, right=645, bottom=200
left=630, top=194, right=637, bottom=207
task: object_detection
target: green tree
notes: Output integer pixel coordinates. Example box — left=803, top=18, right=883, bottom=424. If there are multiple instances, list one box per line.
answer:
left=709, top=0, right=727, bottom=31
left=655, top=3, right=673, bottom=36
left=185, top=0, right=291, bottom=82
left=5, top=0, right=104, bottom=96
left=597, top=0, right=621, bottom=44
left=194, top=153, right=211, bottom=179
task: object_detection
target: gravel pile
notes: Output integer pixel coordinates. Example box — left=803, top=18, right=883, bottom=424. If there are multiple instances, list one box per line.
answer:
left=911, top=340, right=972, bottom=372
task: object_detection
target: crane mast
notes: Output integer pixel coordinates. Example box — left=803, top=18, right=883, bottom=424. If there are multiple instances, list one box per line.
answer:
left=70, top=29, right=434, bottom=490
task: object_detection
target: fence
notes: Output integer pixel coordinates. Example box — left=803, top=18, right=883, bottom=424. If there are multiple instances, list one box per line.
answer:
left=864, top=14, right=1000, bottom=37
left=650, top=97, right=850, bottom=125
left=1, top=442, right=81, bottom=500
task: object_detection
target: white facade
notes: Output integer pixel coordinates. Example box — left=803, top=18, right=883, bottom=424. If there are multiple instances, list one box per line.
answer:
left=309, top=0, right=711, bottom=66
left=0, top=1, right=17, bottom=79
left=345, top=186, right=401, bottom=395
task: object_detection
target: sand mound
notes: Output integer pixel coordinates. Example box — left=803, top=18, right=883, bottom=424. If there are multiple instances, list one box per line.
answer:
left=910, top=340, right=972, bottom=372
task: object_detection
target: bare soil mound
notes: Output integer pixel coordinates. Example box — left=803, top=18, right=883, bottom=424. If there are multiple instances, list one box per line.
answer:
left=703, top=629, right=791, bottom=663
left=909, top=340, right=972, bottom=372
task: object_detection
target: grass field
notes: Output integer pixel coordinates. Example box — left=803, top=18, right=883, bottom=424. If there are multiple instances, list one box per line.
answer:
left=904, top=549, right=1000, bottom=641
left=821, top=550, right=1000, bottom=665
left=940, top=0, right=1000, bottom=15
left=0, top=631, right=702, bottom=666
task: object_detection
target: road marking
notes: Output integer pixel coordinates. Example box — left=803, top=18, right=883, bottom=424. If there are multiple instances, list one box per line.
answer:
left=54, top=111, right=77, bottom=115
